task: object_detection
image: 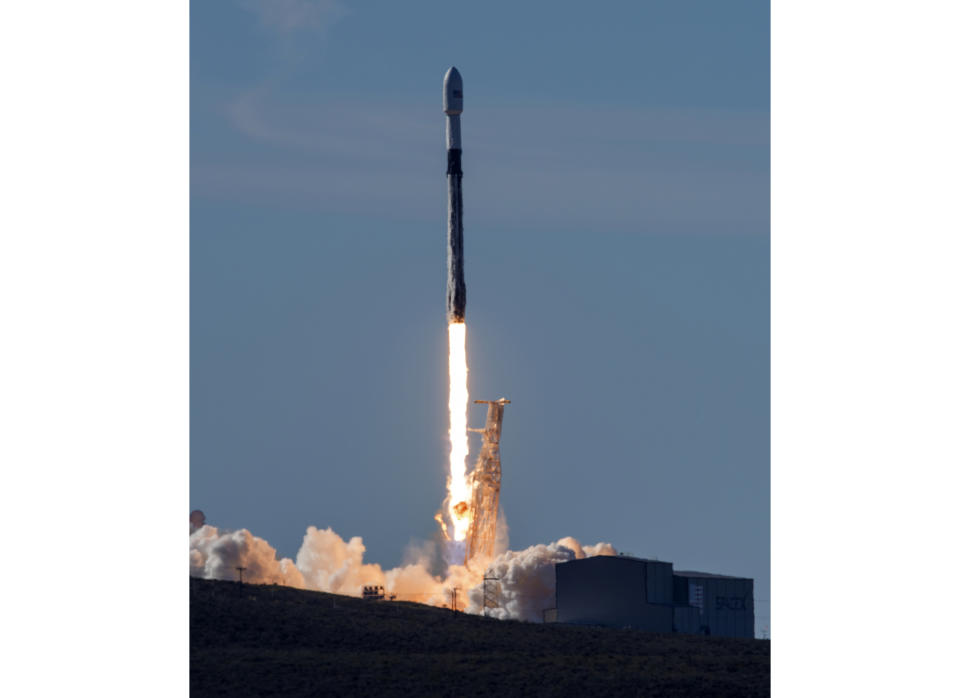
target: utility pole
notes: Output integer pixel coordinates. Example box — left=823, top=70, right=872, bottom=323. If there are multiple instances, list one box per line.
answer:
left=450, top=587, right=459, bottom=613
left=235, top=566, right=246, bottom=584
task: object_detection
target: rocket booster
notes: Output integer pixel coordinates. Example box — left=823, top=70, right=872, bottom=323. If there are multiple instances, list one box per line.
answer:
left=444, top=66, right=466, bottom=323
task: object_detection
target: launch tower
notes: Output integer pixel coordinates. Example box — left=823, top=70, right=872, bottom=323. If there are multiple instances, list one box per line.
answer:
left=464, top=398, right=510, bottom=566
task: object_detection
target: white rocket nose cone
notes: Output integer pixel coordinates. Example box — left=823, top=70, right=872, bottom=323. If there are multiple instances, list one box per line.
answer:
left=444, top=66, right=463, bottom=115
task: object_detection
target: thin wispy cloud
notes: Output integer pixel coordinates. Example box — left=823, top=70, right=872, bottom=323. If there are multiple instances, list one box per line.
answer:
left=195, top=89, right=768, bottom=234
left=239, top=0, right=348, bottom=34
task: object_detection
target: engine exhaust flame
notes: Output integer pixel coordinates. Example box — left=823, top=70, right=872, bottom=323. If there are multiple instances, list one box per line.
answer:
left=447, top=321, right=471, bottom=541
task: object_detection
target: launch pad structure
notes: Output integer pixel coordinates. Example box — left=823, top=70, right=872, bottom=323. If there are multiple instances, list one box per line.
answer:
left=464, top=398, right=510, bottom=566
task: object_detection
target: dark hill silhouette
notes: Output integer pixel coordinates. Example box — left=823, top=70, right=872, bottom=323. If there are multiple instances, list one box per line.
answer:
left=191, top=577, right=769, bottom=697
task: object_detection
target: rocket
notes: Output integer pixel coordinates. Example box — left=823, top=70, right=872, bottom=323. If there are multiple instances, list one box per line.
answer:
left=444, top=66, right=466, bottom=323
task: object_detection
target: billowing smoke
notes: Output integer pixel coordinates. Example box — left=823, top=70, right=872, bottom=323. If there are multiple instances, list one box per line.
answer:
left=493, top=508, right=509, bottom=557
left=466, top=536, right=617, bottom=622
left=190, top=520, right=615, bottom=621
left=190, top=525, right=305, bottom=588
left=295, top=526, right=384, bottom=593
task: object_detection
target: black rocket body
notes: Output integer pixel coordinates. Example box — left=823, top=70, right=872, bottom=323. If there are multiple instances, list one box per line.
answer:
left=444, top=67, right=466, bottom=323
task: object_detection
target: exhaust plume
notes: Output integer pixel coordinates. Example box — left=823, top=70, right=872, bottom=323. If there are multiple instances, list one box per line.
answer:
left=445, top=321, right=471, bottom=542
left=466, top=537, right=617, bottom=621
left=190, top=525, right=305, bottom=588
left=190, top=522, right=615, bottom=621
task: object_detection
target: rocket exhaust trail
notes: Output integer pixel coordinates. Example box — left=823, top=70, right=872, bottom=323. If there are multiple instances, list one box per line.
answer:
left=444, top=66, right=471, bottom=542
left=447, top=322, right=470, bottom=541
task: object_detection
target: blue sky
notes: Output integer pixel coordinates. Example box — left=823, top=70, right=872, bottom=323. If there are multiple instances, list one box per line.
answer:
left=191, top=0, right=769, bottom=630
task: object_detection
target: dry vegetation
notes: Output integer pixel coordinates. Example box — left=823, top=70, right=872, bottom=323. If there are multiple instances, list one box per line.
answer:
left=191, top=577, right=769, bottom=697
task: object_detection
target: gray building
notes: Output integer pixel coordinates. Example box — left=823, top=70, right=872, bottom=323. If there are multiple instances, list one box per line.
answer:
left=555, top=556, right=674, bottom=632
left=673, top=570, right=754, bottom=638
left=554, top=555, right=754, bottom=638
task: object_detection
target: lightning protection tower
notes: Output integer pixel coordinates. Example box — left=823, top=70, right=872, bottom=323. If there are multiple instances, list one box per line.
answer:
left=483, top=574, right=501, bottom=616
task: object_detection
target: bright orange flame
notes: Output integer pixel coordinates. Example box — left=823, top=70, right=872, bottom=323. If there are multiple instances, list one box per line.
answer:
left=447, top=321, right=471, bottom=540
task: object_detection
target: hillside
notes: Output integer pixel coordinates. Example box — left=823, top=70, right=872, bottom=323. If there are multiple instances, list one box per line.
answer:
left=190, top=577, right=769, bottom=697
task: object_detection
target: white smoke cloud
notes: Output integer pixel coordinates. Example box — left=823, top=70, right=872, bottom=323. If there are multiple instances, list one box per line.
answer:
left=295, top=526, right=384, bottom=594
left=467, top=536, right=617, bottom=622
left=190, top=522, right=615, bottom=622
left=493, top=508, right=510, bottom=557
left=190, top=525, right=305, bottom=588
left=583, top=541, right=618, bottom=558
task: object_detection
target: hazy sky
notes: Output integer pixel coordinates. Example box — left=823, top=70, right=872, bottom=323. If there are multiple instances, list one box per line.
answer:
left=191, top=0, right=769, bottom=630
